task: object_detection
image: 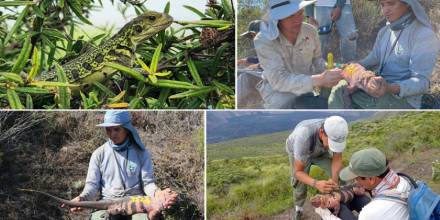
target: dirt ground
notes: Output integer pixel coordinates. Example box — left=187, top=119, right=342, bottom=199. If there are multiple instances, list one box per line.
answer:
left=259, top=147, right=440, bottom=220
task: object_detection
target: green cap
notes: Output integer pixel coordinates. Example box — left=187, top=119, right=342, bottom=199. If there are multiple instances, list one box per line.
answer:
left=339, top=148, right=387, bottom=181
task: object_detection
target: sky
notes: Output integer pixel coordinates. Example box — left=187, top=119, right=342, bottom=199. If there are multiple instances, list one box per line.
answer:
left=1, top=1, right=216, bottom=33
left=87, top=0, right=208, bottom=30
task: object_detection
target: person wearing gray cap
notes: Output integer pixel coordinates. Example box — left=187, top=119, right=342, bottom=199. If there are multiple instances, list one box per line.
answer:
left=285, top=116, right=348, bottom=219
left=337, top=148, right=411, bottom=220
left=254, top=0, right=344, bottom=109
left=62, top=111, right=177, bottom=220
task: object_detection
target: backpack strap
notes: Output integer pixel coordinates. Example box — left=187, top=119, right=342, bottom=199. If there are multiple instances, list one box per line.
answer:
left=373, top=172, right=416, bottom=205
left=374, top=189, right=408, bottom=205
left=396, top=172, right=418, bottom=189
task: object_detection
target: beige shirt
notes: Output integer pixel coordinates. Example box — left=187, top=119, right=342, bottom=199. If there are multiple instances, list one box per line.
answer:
left=254, top=22, right=326, bottom=95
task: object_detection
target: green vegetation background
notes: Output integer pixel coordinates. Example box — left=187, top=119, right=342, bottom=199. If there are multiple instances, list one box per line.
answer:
left=207, top=112, right=440, bottom=219
left=0, top=0, right=235, bottom=109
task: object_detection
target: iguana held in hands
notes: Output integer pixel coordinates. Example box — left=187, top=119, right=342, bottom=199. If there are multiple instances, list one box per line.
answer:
left=18, top=188, right=177, bottom=218
left=310, top=185, right=367, bottom=215
left=39, top=11, right=173, bottom=89
left=341, top=63, right=387, bottom=98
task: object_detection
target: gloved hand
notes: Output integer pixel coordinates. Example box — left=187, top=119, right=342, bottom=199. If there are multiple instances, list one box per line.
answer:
left=314, top=207, right=342, bottom=220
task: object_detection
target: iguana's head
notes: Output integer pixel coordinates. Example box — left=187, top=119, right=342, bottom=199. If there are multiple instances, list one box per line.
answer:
left=122, top=11, right=173, bottom=45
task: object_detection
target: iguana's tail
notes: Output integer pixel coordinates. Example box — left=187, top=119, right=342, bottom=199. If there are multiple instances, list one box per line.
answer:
left=17, top=188, right=119, bottom=210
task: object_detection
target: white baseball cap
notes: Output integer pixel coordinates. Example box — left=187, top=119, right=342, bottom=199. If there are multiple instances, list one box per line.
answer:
left=323, top=116, right=348, bottom=153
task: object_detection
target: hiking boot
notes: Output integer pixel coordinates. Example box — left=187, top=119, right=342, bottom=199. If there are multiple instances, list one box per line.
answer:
left=292, top=210, right=303, bottom=220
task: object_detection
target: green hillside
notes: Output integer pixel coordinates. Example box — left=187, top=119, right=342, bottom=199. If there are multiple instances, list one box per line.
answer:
left=208, top=131, right=290, bottom=161
left=207, top=112, right=440, bottom=219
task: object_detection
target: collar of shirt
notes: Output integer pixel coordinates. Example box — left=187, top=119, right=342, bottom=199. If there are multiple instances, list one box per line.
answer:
left=278, top=23, right=309, bottom=48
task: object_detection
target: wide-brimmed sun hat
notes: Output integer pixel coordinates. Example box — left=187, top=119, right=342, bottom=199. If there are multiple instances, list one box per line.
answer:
left=97, top=111, right=145, bottom=150
left=268, top=0, right=316, bottom=21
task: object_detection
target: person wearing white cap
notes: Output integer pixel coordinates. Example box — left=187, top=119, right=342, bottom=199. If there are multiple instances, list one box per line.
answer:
left=285, top=116, right=348, bottom=219
left=62, top=111, right=177, bottom=220
left=329, top=0, right=440, bottom=109
left=254, top=0, right=344, bottom=109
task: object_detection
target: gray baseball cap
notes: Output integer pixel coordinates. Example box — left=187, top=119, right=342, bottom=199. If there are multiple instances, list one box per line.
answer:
left=339, top=148, right=387, bottom=181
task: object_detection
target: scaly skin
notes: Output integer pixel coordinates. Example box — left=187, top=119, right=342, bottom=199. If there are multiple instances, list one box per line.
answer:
left=310, top=185, right=366, bottom=215
left=341, top=63, right=387, bottom=97
left=39, top=11, right=173, bottom=89
left=18, top=188, right=177, bottom=216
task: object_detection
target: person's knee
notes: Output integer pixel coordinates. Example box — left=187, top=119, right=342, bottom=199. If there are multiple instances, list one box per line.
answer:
left=131, top=213, right=149, bottom=220
left=90, top=210, right=109, bottom=220
left=264, top=95, right=295, bottom=109
left=331, top=80, right=349, bottom=95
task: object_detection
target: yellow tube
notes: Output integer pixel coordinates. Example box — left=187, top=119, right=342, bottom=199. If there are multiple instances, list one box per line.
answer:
left=327, top=53, right=334, bottom=69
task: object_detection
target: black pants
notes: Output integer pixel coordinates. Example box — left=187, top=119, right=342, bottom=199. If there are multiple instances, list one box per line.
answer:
left=336, top=195, right=371, bottom=220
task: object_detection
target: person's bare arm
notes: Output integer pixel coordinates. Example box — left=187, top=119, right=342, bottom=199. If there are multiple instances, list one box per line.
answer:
left=331, top=153, right=343, bottom=183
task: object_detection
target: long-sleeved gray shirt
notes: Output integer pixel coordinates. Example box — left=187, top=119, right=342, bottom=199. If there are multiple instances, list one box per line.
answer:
left=360, top=20, right=440, bottom=108
left=80, top=142, right=158, bottom=201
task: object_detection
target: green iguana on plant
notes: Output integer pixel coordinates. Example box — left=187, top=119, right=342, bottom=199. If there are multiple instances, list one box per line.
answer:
left=39, top=11, right=173, bottom=89
left=18, top=188, right=178, bottom=219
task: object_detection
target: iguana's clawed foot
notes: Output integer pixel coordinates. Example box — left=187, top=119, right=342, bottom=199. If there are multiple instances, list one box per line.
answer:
left=310, top=193, right=341, bottom=215
left=148, top=188, right=178, bottom=219
left=341, top=63, right=387, bottom=98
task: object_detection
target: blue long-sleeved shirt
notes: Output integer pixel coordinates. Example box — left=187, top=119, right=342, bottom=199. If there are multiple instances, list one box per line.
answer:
left=360, top=20, right=440, bottom=108
left=80, top=142, right=158, bottom=201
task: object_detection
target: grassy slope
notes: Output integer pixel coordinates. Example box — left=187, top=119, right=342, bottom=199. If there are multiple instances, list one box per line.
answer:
left=207, top=112, right=440, bottom=219
left=208, top=131, right=290, bottom=161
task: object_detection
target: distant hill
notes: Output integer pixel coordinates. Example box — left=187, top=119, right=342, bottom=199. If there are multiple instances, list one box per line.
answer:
left=207, top=111, right=440, bottom=219
left=207, top=111, right=374, bottom=144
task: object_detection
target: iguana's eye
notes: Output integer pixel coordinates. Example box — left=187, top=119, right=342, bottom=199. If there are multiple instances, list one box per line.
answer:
left=134, top=25, right=142, bottom=34
left=147, top=16, right=156, bottom=22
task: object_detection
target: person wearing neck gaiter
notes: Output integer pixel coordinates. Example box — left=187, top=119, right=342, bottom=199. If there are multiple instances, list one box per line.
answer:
left=328, top=0, right=440, bottom=109
left=338, top=148, right=411, bottom=220
left=62, top=111, right=177, bottom=220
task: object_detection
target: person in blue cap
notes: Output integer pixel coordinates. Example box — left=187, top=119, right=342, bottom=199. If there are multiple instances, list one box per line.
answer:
left=62, top=111, right=177, bottom=220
